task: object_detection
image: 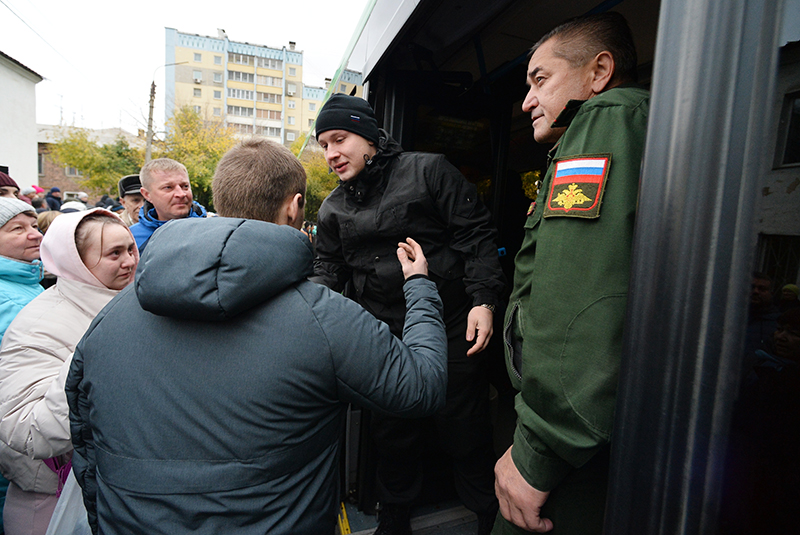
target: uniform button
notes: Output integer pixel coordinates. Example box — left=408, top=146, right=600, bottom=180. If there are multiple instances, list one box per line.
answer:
left=374, top=256, right=380, bottom=262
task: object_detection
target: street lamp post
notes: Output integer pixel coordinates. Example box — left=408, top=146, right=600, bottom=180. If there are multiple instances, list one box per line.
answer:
left=145, top=62, right=187, bottom=163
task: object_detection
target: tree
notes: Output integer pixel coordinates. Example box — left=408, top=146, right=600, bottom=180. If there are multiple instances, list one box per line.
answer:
left=159, top=106, right=237, bottom=210
left=291, top=134, right=338, bottom=222
left=49, top=128, right=143, bottom=196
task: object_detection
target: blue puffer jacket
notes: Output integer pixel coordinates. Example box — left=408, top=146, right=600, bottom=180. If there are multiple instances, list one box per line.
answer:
left=129, top=200, right=207, bottom=253
left=0, top=255, right=43, bottom=341
left=66, top=217, right=448, bottom=535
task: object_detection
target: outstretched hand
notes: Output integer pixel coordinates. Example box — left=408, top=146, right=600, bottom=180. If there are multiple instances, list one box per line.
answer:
left=495, top=447, right=553, bottom=532
left=397, top=238, right=428, bottom=280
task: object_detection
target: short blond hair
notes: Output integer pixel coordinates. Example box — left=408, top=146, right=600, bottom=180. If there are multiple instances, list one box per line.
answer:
left=140, top=158, right=189, bottom=190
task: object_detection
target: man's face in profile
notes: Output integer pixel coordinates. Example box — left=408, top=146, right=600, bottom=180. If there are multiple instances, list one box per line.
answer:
left=522, top=38, right=597, bottom=144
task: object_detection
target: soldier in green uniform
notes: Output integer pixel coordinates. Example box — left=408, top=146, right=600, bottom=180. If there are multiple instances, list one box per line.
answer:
left=493, top=12, right=649, bottom=534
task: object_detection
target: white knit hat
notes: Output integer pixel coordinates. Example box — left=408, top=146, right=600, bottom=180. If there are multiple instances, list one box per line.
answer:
left=0, top=197, right=36, bottom=229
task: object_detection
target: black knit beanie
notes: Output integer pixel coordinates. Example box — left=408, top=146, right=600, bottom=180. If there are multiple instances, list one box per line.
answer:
left=315, top=94, right=379, bottom=144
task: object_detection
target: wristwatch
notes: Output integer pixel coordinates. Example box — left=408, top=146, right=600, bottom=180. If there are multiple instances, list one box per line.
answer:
left=479, top=303, right=496, bottom=313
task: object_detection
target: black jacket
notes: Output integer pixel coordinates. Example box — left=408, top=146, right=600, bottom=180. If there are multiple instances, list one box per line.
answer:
left=313, top=130, right=504, bottom=335
left=66, top=217, right=448, bottom=534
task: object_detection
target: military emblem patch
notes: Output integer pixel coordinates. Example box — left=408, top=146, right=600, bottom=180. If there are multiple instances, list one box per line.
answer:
left=543, top=155, right=611, bottom=219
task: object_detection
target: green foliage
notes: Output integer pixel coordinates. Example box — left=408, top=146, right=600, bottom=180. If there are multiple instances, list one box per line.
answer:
left=158, top=106, right=237, bottom=210
left=49, top=128, right=143, bottom=196
left=291, top=134, right=338, bottom=222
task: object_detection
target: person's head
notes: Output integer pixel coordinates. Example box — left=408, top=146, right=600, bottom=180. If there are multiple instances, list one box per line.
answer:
left=31, top=198, right=45, bottom=210
left=780, top=284, right=799, bottom=302
left=751, top=272, right=774, bottom=309
left=523, top=11, right=637, bottom=144
left=37, top=210, right=61, bottom=235
left=0, top=197, right=41, bottom=262
left=212, top=138, right=306, bottom=229
left=315, top=94, right=379, bottom=182
left=49, top=187, right=61, bottom=199
left=139, top=159, right=192, bottom=221
left=41, top=209, right=138, bottom=291
left=773, top=308, right=800, bottom=362
left=77, top=192, right=89, bottom=204
left=118, top=174, right=144, bottom=224
left=0, top=172, right=20, bottom=199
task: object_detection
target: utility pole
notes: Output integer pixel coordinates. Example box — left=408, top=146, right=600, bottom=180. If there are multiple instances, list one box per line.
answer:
left=145, top=81, right=156, bottom=163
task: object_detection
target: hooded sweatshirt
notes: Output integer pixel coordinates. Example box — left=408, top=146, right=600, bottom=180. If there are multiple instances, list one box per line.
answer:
left=66, top=216, right=447, bottom=534
left=0, top=209, right=138, bottom=493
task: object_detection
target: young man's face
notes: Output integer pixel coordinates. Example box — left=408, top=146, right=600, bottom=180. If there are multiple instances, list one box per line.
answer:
left=0, top=213, right=41, bottom=262
left=120, top=193, right=145, bottom=223
left=523, top=38, right=597, bottom=144
left=751, top=277, right=773, bottom=308
left=318, top=129, right=377, bottom=182
left=774, top=322, right=800, bottom=361
left=0, top=186, right=20, bottom=199
left=141, top=170, right=193, bottom=221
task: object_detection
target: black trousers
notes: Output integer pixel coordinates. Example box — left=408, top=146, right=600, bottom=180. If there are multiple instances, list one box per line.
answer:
left=371, top=330, right=498, bottom=514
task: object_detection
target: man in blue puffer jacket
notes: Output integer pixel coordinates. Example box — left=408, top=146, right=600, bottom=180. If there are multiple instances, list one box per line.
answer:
left=129, top=158, right=207, bottom=253
left=66, top=138, right=448, bottom=535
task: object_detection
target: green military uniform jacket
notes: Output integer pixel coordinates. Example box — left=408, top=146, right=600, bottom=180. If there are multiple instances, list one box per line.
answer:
left=505, top=86, right=649, bottom=492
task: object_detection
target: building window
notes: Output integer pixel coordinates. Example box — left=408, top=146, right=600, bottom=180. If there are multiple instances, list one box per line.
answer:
left=38, top=153, right=44, bottom=175
left=287, top=83, right=297, bottom=96
left=259, top=58, right=283, bottom=69
left=286, top=132, right=296, bottom=142
left=257, top=92, right=281, bottom=104
left=287, top=116, right=295, bottom=126
left=194, top=53, right=202, bottom=62
left=193, top=105, right=202, bottom=114
left=228, top=70, right=254, bottom=83
left=227, top=88, right=254, bottom=100
left=308, top=119, right=315, bottom=128
left=214, top=90, right=221, bottom=99
left=214, top=55, right=222, bottom=65
left=309, top=102, right=316, bottom=111
left=193, top=88, right=201, bottom=97
left=233, top=123, right=254, bottom=134
left=257, top=109, right=282, bottom=120
left=289, top=67, right=296, bottom=76
left=193, top=70, right=202, bottom=82
left=288, top=100, right=296, bottom=109
left=213, top=107, right=221, bottom=116
left=228, top=53, right=252, bottom=66
left=779, top=91, right=800, bottom=166
left=257, top=126, right=281, bottom=137
left=214, top=72, right=223, bottom=83
left=65, top=166, right=82, bottom=177
left=340, top=83, right=347, bottom=92
left=257, top=75, right=282, bottom=87
left=227, top=105, right=254, bottom=117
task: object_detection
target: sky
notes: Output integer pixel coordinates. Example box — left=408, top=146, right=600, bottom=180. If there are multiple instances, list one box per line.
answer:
left=0, top=0, right=372, bottom=136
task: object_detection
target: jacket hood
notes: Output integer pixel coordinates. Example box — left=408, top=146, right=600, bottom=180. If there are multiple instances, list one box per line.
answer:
left=135, top=217, right=314, bottom=321
left=41, top=208, right=138, bottom=289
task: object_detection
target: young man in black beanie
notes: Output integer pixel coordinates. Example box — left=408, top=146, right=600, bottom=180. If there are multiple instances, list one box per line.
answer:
left=313, top=94, right=505, bottom=535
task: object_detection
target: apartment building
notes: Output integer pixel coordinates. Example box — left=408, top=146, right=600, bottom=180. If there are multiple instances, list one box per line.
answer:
left=165, top=28, right=362, bottom=147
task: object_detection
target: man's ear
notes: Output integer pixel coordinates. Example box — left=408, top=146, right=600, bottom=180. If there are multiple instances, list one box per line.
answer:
left=284, top=193, right=304, bottom=229
left=139, top=186, right=152, bottom=203
left=590, top=50, right=616, bottom=93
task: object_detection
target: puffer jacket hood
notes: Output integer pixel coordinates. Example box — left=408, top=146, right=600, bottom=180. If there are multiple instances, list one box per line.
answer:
left=135, top=217, right=314, bottom=321
left=41, top=208, right=138, bottom=289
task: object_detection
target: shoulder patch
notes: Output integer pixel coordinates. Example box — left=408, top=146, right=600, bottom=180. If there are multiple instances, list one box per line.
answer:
left=543, top=155, right=611, bottom=219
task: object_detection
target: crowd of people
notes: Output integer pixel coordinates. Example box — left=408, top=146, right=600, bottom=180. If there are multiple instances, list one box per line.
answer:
left=0, top=10, right=795, bottom=535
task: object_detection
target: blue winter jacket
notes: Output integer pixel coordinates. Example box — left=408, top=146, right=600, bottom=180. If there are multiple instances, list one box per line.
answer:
left=129, top=200, right=207, bottom=253
left=67, top=217, right=448, bottom=535
left=0, top=255, right=43, bottom=341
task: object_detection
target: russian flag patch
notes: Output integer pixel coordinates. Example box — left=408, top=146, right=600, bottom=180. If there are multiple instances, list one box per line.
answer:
left=350, top=115, right=361, bottom=122
left=543, top=155, right=611, bottom=219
